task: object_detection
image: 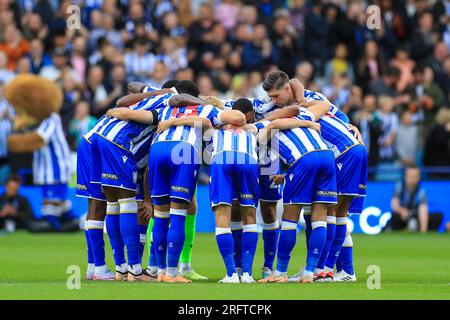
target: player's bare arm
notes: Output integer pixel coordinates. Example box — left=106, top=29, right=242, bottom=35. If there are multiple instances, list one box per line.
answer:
left=260, top=104, right=300, bottom=122
left=106, top=108, right=156, bottom=124
left=116, top=89, right=173, bottom=108
left=289, top=78, right=306, bottom=104
left=301, top=100, right=332, bottom=120
left=199, top=95, right=225, bottom=109
left=219, top=110, right=246, bottom=126
left=256, top=118, right=319, bottom=142
left=156, top=116, right=213, bottom=134
left=127, top=82, right=148, bottom=94
left=168, top=93, right=206, bottom=107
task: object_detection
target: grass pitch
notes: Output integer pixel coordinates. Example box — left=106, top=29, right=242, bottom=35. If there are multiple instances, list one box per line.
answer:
left=0, top=231, right=449, bottom=300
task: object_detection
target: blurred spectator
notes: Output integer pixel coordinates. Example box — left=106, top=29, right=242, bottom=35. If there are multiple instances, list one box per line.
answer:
left=405, top=65, right=446, bottom=127
left=124, top=38, right=156, bottom=83
left=15, top=56, right=31, bottom=74
left=295, top=61, right=315, bottom=89
left=269, top=9, right=300, bottom=77
left=0, top=24, right=31, bottom=71
left=69, top=101, right=97, bottom=150
left=324, top=43, right=355, bottom=84
left=357, top=40, right=387, bottom=93
left=423, top=108, right=450, bottom=168
left=0, top=51, right=14, bottom=84
left=0, top=79, right=13, bottom=184
left=390, top=45, right=415, bottom=93
left=424, top=42, right=449, bottom=97
left=39, top=48, right=80, bottom=85
left=241, top=24, right=278, bottom=72
left=70, top=35, right=88, bottom=84
left=0, top=174, right=34, bottom=233
left=85, top=65, right=118, bottom=118
left=389, top=166, right=443, bottom=232
left=322, top=72, right=351, bottom=108
left=353, top=94, right=383, bottom=167
left=27, top=38, right=52, bottom=74
left=88, top=12, right=123, bottom=52
left=147, top=61, right=170, bottom=89
left=215, top=0, right=240, bottom=31
left=197, top=73, right=218, bottom=97
left=410, top=11, right=437, bottom=62
left=395, top=110, right=419, bottom=166
left=304, top=0, right=327, bottom=75
left=378, top=96, right=399, bottom=162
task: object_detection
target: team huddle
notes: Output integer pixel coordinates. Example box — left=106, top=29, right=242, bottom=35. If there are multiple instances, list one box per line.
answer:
left=76, top=70, right=368, bottom=283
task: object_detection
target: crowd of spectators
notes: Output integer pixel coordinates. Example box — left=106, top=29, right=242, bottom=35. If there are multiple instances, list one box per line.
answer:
left=0, top=0, right=449, bottom=184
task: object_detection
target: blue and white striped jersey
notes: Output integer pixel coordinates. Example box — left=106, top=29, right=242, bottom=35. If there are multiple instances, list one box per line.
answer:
left=223, top=96, right=275, bottom=120
left=0, top=98, right=13, bottom=158
left=255, top=110, right=330, bottom=166
left=94, top=93, right=172, bottom=151
left=222, top=89, right=349, bottom=123
left=303, top=89, right=350, bottom=123
left=211, top=129, right=258, bottom=160
left=152, top=104, right=223, bottom=151
left=300, top=108, right=360, bottom=157
left=33, top=113, right=72, bottom=185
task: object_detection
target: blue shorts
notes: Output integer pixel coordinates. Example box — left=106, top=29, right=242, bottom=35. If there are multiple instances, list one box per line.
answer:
left=283, top=150, right=337, bottom=205
left=335, top=144, right=368, bottom=196
left=209, top=151, right=260, bottom=208
left=76, top=137, right=106, bottom=201
left=135, top=168, right=146, bottom=201
left=348, top=196, right=365, bottom=215
left=42, top=183, right=69, bottom=201
left=259, top=173, right=283, bottom=202
left=149, top=141, right=200, bottom=205
left=258, top=150, right=282, bottom=202
left=93, top=134, right=137, bottom=191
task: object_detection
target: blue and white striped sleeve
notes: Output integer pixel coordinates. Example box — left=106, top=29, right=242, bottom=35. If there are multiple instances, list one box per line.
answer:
left=36, top=114, right=57, bottom=144
left=254, top=120, right=271, bottom=132
left=206, top=106, right=224, bottom=126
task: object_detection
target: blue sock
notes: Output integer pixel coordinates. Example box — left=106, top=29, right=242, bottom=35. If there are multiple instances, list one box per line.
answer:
left=341, top=234, right=354, bottom=275
left=87, top=220, right=106, bottom=267
left=152, top=211, right=169, bottom=270
left=149, top=240, right=157, bottom=267
left=262, top=221, right=279, bottom=270
left=336, top=255, right=343, bottom=272
left=242, top=224, right=258, bottom=275
left=325, top=217, right=347, bottom=271
left=167, top=210, right=187, bottom=270
left=303, top=209, right=312, bottom=261
left=315, top=216, right=336, bottom=270
left=138, top=224, right=148, bottom=263
left=305, top=221, right=327, bottom=273
left=84, top=223, right=94, bottom=265
left=118, top=198, right=140, bottom=266
left=105, top=203, right=125, bottom=267
left=276, top=220, right=297, bottom=273
left=216, top=228, right=236, bottom=276
left=230, top=222, right=243, bottom=268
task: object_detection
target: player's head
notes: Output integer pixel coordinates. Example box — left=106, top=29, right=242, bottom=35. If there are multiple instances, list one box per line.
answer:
left=262, top=71, right=294, bottom=106
left=233, top=98, right=254, bottom=124
left=162, top=79, right=179, bottom=89
left=175, top=80, right=200, bottom=97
